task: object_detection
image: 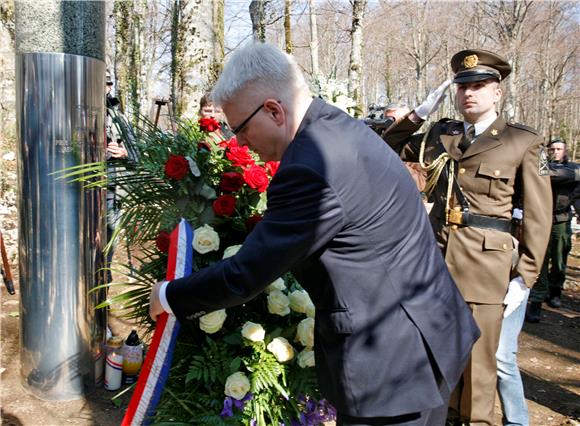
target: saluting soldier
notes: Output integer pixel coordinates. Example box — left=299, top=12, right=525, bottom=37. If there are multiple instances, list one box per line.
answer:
left=383, top=49, right=552, bottom=425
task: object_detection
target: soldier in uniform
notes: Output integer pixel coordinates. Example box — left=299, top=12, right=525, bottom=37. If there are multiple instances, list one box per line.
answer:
left=526, top=138, right=580, bottom=322
left=383, top=49, right=552, bottom=425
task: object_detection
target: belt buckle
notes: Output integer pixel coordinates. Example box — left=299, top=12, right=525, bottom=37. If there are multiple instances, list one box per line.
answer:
left=448, top=208, right=464, bottom=225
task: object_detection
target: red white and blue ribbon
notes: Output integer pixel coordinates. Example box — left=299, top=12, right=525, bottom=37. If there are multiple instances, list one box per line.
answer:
left=121, top=218, right=193, bottom=426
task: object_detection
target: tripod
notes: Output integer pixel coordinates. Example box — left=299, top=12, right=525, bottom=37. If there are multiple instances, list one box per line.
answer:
left=153, top=98, right=176, bottom=133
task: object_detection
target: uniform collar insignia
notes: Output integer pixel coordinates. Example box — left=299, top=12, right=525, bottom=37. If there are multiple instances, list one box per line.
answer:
left=491, top=129, right=498, bottom=136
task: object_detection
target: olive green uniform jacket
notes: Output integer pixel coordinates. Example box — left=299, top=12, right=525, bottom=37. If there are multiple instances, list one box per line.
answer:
left=384, top=115, right=552, bottom=303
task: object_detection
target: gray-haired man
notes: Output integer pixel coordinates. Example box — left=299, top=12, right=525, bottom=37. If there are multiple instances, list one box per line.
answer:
left=149, top=42, right=479, bottom=426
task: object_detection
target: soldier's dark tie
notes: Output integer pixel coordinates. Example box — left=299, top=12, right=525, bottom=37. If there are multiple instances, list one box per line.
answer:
left=458, top=125, right=475, bottom=153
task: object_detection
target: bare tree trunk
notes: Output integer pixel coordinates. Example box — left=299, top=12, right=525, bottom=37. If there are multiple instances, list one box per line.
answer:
left=284, top=0, right=292, bottom=53
left=249, top=0, right=266, bottom=42
left=383, top=49, right=393, bottom=102
left=348, top=0, right=367, bottom=116
left=170, top=0, right=183, bottom=117
left=113, top=1, right=132, bottom=115
left=172, top=0, right=220, bottom=118
left=404, top=1, right=443, bottom=105
left=0, top=2, right=15, bottom=42
left=482, top=0, right=533, bottom=123
left=308, top=0, right=319, bottom=77
left=0, top=1, right=15, bottom=142
left=211, top=0, right=225, bottom=82
left=128, top=1, right=143, bottom=125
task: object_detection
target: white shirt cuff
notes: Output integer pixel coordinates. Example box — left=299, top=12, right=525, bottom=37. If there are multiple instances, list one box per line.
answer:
left=159, top=280, right=173, bottom=314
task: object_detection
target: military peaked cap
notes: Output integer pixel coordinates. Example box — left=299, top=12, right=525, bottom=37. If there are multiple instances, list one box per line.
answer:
left=451, top=49, right=511, bottom=83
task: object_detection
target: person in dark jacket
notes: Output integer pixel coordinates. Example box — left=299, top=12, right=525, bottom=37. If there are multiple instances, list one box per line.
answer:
left=526, top=138, right=580, bottom=322
left=105, top=73, right=138, bottom=282
left=148, top=41, right=480, bottom=426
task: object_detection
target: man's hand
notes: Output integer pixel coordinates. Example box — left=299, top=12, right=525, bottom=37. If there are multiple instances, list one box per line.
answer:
left=503, top=276, right=529, bottom=318
left=107, top=142, right=128, bottom=159
left=414, top=79, right=453, bottom=120
left=149, top=281, right=166, bottom=321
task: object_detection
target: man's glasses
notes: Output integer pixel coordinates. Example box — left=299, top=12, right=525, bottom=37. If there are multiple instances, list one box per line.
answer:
left=232, top=104, right=264, bottom=135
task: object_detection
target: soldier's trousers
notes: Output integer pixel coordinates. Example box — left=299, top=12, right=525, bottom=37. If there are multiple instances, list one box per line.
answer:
left=449, top=303, right=503, bottom=426
left=530, top=220, right=571, bottom=303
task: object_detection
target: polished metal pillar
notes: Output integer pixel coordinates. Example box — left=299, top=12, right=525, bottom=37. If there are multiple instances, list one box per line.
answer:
left=15, top=1, right=106, bottom=400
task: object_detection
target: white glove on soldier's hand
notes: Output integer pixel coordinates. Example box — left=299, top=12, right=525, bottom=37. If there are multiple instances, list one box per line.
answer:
left=414, top=79, right=453, bottom=120
left=503, top=276, right=529, bottom=318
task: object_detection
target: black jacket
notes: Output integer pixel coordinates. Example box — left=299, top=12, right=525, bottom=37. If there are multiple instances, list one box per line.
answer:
left=548, top=160, right=580, bottom=222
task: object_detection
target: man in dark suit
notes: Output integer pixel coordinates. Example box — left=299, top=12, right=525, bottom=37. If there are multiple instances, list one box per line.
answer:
left=149, top=42, right=480, bottom=426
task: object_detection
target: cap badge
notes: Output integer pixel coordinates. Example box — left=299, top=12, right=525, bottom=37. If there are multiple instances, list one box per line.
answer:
left=463, top=54, right=478, bottom=69
left=491, top=129, right=498, bottom=136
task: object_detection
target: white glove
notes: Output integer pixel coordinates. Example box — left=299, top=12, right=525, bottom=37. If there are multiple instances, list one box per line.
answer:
left=503, top=276, right=529, bottom=318
left=414, top=79, right=453, bottom=120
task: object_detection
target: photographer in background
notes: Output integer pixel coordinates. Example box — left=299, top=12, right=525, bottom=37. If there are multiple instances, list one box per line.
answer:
left=105, top=72, right=137, bottom=282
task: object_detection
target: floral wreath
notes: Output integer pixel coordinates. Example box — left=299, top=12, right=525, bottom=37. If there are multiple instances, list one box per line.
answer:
left=70, top=114, right=336, bottom=425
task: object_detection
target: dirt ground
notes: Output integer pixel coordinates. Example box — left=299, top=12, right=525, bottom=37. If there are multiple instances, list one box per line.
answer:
left=1, top=163, right=579, bottom=425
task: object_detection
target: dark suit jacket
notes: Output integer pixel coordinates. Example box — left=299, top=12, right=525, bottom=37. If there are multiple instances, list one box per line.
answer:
left=167, top=98, right=480, bottom=417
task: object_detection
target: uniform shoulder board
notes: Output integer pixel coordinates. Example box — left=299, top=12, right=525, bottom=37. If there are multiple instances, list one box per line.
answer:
left=508, top=122, right=539, bottom=135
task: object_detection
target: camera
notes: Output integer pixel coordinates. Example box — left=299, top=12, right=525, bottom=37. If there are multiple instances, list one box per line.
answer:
left=363, top=103, right=395, bottom=135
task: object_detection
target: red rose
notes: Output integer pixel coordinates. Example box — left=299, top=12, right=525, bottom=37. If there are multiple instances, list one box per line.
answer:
left=219, top=136, right=238, bottom=149
left=164, top=155, right=189, bottom=180
left=245, top=214, right=263, bottom=232
left=155, top=231, right=171, bottom=253
left=265, top=161, right=279, bottom=177
left=220, top=172, right=245, bottom=192
left=226, top=145, right=255, bottom=168
left=198, top=116, right=221, bottom=132
left=213, top=194, right=237, bottom=216
left=243, top=164, right=269, bottom=192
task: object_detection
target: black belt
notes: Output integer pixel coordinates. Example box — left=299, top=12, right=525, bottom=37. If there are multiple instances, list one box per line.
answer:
left=448, top=209, right=513, bottom=233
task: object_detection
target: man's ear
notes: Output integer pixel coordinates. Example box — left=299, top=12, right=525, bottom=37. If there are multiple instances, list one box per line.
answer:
left=263, top=99, right=285, bottom=126
left=494, top=86, right=502, bottom=105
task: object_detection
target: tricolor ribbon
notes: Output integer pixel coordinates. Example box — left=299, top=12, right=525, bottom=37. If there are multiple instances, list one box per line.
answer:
left=121, top=219, right=193, bottom=426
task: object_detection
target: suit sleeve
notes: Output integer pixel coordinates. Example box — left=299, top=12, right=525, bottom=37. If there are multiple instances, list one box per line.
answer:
left=165, top=164, right=345, bottom=323
left=381, top=115, right=425, bottom=162
left=517, top=137, right=553, bottom=287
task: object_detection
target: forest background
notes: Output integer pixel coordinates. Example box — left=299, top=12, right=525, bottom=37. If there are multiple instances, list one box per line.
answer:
left=0, top=0, right=578, bottom=158
left=0, top=2, right=578, bottom=424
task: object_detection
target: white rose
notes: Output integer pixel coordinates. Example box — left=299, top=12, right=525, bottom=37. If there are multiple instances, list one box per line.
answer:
left=267, top=290, right=290, bottom=316
left=241, top=321, right=265, bottom=342
left=224, top=371, right=251, bottom=400
left=289, top=290, right=315, bottom=316
left=264, top=278, right=286, bottom=293
left=266, top=337, right=295, bottom=363
left=296, top=317, right=315, bottom=348
left=305, top=303, right=315, bottom=318
left=222, top=244, right=242, bottom=259
left=193, top=224, right=220, bottom=254
left=297, top=349, right=316, bottom=368
left=199, top=309, right=227, bottom=334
